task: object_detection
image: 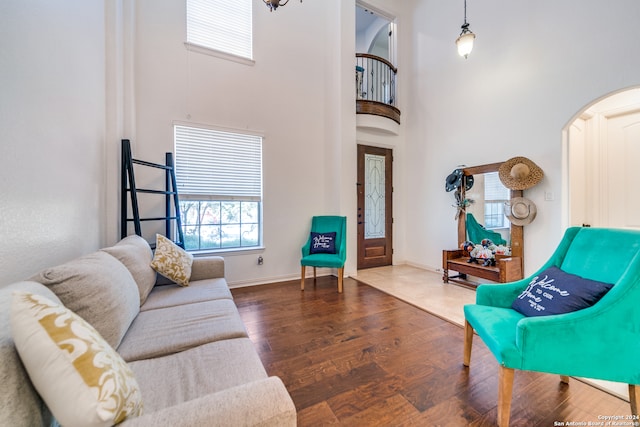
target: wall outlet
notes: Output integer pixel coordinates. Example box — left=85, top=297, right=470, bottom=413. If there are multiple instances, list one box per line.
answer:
left=257, top=256, right=264, bottom=265
left=545, top=191, right=554, bottom=201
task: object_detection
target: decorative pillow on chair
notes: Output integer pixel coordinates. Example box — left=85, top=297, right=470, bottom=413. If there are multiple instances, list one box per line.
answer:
left=11, top=292, right=143, bottom=427
left=512, top=266, right=614, bottom=317
left=150, top=234, right=194, bottom=287
left=309, top=232, right=337, bottom=254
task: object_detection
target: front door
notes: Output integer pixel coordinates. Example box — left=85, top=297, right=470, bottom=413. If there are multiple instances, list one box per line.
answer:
left=357, top=144, right=393, bottom=269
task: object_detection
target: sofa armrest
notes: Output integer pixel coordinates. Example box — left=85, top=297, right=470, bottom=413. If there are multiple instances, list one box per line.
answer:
left=190, top=256, right=225, bottom=281
left=122, top=377, right=296, bottom=427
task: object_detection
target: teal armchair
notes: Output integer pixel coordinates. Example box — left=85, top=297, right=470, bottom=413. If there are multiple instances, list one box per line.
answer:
left=466, top=213, right=507, bottom=246
left=464, top=227, right=640, bottom=426
left=300, top=216, right=347, bottom=293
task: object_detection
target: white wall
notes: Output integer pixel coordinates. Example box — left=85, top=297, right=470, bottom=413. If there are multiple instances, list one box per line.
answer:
left=131, top=0, right=357, bottom=285
left=0, top=1, right=107, bottom=286
left=403, top=0, right=640, bottom=275
left=3, top=0, right=639, bottom=290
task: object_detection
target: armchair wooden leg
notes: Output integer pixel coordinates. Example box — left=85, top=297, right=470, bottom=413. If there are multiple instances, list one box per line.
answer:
left=337, top=267, right=344, bottom=293
left=498, top=366, right=515, bottom=427
left=630, top=384, right=639, bottom=417
left=560, top=375, right=570, bottom=384
left=301, top=266, right=306, bottom=291
left=313, top=267, right=317, bottom=280
left=463, top=320, right=473, bottom=367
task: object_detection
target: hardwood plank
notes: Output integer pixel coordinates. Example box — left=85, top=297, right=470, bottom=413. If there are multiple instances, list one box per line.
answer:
left=232, top=277, right=629, bottom=426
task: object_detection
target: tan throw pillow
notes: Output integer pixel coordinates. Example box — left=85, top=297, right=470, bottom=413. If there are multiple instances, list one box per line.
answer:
left=11, top=292, right=143, bottom=427
left=150, top=234, right=193, bottom=287
left=30, top=251, right=140, bottom=349
left=102, top=235, right=157, bottom=306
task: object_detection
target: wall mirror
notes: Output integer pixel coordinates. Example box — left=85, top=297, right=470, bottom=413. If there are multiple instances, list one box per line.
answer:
left=457, top=162, right=524, bottom=260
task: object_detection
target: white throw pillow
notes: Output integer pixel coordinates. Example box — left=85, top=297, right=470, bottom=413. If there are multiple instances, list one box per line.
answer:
left=150, top=234, right=193, bottom=287
left=11, top=292, right=143, bottom=427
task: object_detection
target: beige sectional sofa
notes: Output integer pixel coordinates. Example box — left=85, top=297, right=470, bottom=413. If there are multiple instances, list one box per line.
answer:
left=0, top=235, right=296, bottom=426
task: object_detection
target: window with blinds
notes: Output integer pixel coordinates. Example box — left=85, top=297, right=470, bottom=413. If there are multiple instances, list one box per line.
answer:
left=174, top=124, right=262, bottom=251
left=186, top=0, right=253, bottom=60
left=483, top=172, right=510, bottom=229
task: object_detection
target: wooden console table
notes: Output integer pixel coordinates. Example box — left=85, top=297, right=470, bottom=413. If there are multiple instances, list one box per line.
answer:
left=442, top=249, right=523, bottom=288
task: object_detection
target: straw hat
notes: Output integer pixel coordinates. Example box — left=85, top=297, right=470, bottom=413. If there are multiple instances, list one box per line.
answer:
left=504, top=197, right=537, bottom=226
left=498, top=157, right=543, bottom=190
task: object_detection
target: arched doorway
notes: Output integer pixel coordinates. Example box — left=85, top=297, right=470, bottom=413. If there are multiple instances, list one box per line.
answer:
left=564, top=86, right=640, bottom=230
left=562, top=86, right=640, bottom=400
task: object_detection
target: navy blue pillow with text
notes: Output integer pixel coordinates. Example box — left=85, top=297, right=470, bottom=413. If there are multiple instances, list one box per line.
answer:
left=511, top=266, right=614, bottom=317
left=309, top=232, right=337, bottom=254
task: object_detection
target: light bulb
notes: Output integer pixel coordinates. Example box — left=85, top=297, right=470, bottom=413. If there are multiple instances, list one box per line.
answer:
left=456, top=31, right=475, bottom=59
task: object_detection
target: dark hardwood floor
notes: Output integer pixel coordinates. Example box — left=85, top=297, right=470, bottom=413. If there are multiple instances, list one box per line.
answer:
left=231, top=276, right=629, bottom=426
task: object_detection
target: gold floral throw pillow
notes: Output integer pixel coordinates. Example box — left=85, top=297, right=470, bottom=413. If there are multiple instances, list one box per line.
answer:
left=150, top=234, right=194, bottom=287
left=11, top=292, right=143, bottom=427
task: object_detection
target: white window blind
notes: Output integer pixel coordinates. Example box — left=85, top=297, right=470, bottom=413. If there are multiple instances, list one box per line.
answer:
left=174, top=125, right=262, bottom=201
left=484, top=172, right=510, bottom=201
left=186, top=0, right=253, bottom=60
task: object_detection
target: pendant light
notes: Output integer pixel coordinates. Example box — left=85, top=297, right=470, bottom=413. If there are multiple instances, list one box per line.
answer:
left=455, top=0, right=476, bottom=59
left=264, top=0, right=302, bottom=12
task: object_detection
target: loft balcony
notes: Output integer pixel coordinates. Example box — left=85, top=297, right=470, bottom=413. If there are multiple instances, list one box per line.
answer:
left=356, top=53, right=400, bottom=134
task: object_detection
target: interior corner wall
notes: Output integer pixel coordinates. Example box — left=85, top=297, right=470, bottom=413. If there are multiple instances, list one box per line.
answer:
left=0, top=1, right=107, bottom=287
left=402, top=0, right=640, bottom=275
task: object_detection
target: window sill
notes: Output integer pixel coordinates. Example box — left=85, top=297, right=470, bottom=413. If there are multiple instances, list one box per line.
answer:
left=191, top=246, right=265, bottom=257
left=184, top=42, right=255, bottom=66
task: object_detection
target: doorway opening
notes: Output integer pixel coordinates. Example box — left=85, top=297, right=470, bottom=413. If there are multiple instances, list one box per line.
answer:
left=356, top=2, right=395, bottom=65
left=564, top=86, right=640, bottom=230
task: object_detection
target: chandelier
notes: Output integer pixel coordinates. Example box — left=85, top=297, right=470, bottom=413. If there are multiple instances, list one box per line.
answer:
left=455, top=0, right=476, bottom=58
left=264, top=0, right=302, bottom=12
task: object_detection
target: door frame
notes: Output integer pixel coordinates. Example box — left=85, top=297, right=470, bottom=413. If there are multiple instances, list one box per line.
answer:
left=357, top=144, right=393, bottom=269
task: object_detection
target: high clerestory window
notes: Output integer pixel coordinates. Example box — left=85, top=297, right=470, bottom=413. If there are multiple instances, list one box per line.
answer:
left=186, top=0, right=253, bottom=61
left=174, top=124, right=263, bottom=252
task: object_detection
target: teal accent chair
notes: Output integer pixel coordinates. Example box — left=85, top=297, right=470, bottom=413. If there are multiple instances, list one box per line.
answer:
left=300, top=216, right=347, bottom=293
left=463, top=227, right=640, bottom=426
left=466, top=213, right=507, bottom=246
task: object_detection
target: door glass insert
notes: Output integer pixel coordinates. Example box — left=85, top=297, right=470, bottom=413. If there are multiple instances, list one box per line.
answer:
left=364, top=153, right=385, bottom=239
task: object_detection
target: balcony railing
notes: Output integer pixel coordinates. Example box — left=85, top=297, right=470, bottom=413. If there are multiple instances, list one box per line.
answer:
left=356, top=53, right=400, bottom=124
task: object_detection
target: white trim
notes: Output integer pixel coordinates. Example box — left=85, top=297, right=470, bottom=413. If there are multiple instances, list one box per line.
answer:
left=192, top=246, right=265, bottom=257
left=184, top=42, right=255, bottom=66
left=172, top=119, right=265, bottom=139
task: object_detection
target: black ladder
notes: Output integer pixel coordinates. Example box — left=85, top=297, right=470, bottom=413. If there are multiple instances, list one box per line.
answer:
left=120, top=139, right=184, bottom=247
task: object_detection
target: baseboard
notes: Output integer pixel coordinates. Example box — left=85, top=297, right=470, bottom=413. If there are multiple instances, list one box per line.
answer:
left=228, top=269, right=336, bottom=289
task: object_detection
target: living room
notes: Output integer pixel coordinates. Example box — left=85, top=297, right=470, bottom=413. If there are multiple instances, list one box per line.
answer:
left=1, top=0, right=640, bottom=425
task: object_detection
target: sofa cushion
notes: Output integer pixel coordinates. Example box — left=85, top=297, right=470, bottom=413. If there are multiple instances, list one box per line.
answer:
left=30, top=251, right=140, bottom=349
left=141, top=278, right=233, bottom=312
left=11, top=292, right=143, bottom=427
left=102, top=235, right=157, bottom=305
left=127, top=338, right=267, bottom=413
left=118, top=377, right=296, bottom=427
left=117, top=299, right=248, bottom=362
left=0, top=282, right=59, bottom=427
left=150, top=234, right=193, bottom=287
